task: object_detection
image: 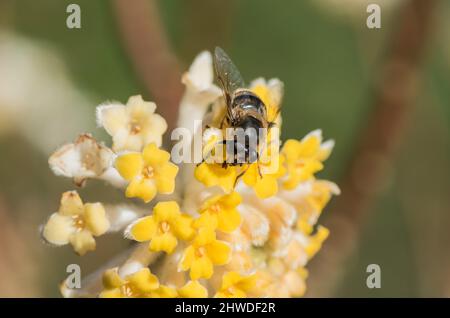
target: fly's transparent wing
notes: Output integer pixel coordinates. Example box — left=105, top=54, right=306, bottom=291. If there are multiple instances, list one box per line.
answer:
left=214, top=47, right=245, bottom=105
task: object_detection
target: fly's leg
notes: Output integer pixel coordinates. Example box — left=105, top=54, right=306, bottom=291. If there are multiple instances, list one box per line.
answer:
left=199, top=139, right=228, bottom=167
left=233, top=165, right=250, bottom=189
left=256, top=151, right=263, bottom=178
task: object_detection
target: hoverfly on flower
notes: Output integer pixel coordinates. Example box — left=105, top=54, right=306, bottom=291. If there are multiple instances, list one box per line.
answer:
left=199, top=47, right=281, bottom=187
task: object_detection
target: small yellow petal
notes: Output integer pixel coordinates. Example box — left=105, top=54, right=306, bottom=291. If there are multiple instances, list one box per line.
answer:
left=126, top=178, right=157, bottom=203
left=190, top=256, right=214, bottom=280
left=199, top=194, right=221, bottom=213
left=236, top=274, right=258, bottom=292
left=282, top=139, right=302, bottom=160
left=300, top=135, right=321, bottom=157
left=214, top=291, right=229, bottom=298
left=98, top=104, right=127, bottom=136
left=69, top=230, right=96, bottom=255
left=242, top=164, right=258, bottom=186
left=216, top=272, right=257, bottom=298
left=221, top=271, right=242, bottom=289
left=254, top=176, right=278, bottom=199
left=179, top=246, right=195, bottom=272
left=150, top=285, right=177, bottom=298
left=127, top=95, right=156, bottom=115
left=305, top=226, right=329, bottom=259
left=206, top=240, right=231, bottom=265
left=194, top=163, right=237, bottom=193
left=83, top=203, right=109, bottom=236
left=130, top=216, right=157, bottom=242
left=155, top=162, right=178, bottom=194
left=172, top=214, right=195, bottom=241
left=221, top=192, right=242, bottom=208
left=149, top=232, right=178, bottom=254
left=178, top=281, right=208, bottom=298
left=142, top=143, right=170, bottom=166
left=153, top=201, right=180, bottom=223
left=58, top=191, right=84, bottom=216
left=43, top=213, right=75, bottom=245
left=217, top=208, right=241, bottom=233
left=115, top=153, right=144, bottom=181
left=127, top=268, right=159, bottom=293
left=195, top=211, right=219, bottom=231
left=102, top=268, right=125, bottom=289
left=192, top=219, right=217, bottom=245
left=143, top=113, right=168, bottom=145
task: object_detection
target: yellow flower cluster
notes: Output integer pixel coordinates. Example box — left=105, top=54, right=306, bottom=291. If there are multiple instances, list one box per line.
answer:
left=191, top=80, right=338, bottom=298
left=194, top=84, right=333, bottom=199
left=125, top=194, right=242, bottom=282
left=43, top=50, right=339, bottom=298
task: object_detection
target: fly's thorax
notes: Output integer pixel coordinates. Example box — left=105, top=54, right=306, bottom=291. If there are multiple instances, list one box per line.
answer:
left=230, top=89, right=267, bottom=123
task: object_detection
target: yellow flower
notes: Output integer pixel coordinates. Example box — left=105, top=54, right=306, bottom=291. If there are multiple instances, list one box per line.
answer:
left=243, top=153, right=286, bottom=199
left=194, top=163, right=238, bottom=193
left=115, top=143, right=178, bottom=203
left=198, top=192, right=242, bottom=233
left=96, top=95, right=167, bottom=152
left=214, top=272, right=257, bottom=298
left=304, top=226, right=329, bottom=259
left=127, top=201, right=195, bottom=254
left=179, top=230, right=231, bottom=280
left=281, top=130, right=334, bottom=190
left=99, top=267, right=159, bottom=298
left=178, top=280, right=208, bottom=298
left=42, top=191, right=109, bottom=255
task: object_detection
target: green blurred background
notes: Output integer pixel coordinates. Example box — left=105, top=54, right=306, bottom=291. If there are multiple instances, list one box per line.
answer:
left=0, top=0, right=449, bottom=297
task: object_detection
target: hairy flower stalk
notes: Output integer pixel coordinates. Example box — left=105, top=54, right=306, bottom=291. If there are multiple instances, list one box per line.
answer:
left=42, top=50, right=339, bottom=298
